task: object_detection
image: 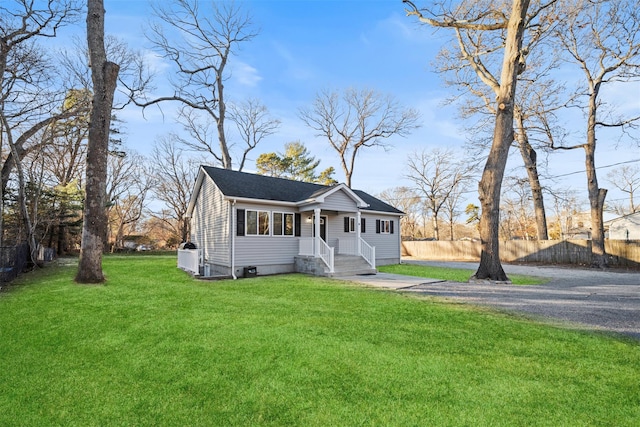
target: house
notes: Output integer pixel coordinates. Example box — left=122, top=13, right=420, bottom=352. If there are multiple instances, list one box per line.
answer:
left=605, top=212, right=640, bottom=240
left=564, top=211, right=593, bottom=240
left=180, top=166, right=404, bottom=278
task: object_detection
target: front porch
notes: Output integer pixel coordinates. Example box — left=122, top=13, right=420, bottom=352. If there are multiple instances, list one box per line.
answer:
left=296, top=236, right=376, bottom=277
left=295, top=207, right=376, bottom=276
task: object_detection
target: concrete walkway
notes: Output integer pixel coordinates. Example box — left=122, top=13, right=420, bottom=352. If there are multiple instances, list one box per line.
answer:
left=337, top=259, right=640, bottom=341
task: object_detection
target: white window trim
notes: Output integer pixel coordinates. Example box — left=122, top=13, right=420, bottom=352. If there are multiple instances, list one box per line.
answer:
left=273, top=211, right=295, bottom=237
left=380, top=219, right=391, bottom=234
left=246, top=209, right=271, bottom=236
left=348, top=216, right=356, bottom=233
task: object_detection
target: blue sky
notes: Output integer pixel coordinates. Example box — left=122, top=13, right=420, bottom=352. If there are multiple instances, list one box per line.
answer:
left=66, top=0, right=640, bottom=212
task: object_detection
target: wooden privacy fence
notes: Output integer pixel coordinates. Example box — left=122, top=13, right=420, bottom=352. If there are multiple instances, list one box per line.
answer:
left=402, top=239, right=640, bottom=268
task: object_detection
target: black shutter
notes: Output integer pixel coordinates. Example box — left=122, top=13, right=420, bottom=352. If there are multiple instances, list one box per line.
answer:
left=361, top=218, right=366, bottom=233
left=237, top=209, right=245, bottom=236
left=344, top=217, right=350, bottom=232
left=376, top=219, right=381, bottom=234
left=295, top=213, right=301, bottom=237
left=390, top=220, right=394, bottom=234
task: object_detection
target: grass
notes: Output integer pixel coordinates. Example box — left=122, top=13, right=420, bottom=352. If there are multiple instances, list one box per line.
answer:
left=0, top=255, right=638, bottom=426
left=379, top=262, right=548, bottom=285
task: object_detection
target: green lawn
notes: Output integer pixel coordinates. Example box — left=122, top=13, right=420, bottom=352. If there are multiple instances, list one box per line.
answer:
left=379, top=262, right=547, bottom=285
left=0, top=256, right=637, bottom=426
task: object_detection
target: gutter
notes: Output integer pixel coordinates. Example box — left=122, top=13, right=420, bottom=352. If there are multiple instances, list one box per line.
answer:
left=224, top=195, right=297, bottom=207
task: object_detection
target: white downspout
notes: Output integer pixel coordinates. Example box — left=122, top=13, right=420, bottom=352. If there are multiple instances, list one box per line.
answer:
left=231, top=199, right=237, bottom=280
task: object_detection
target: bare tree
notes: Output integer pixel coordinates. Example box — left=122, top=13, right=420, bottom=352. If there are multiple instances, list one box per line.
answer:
left=378, top=186, right=422, bottom=238
left=227, top=98, right=281, bottom=171
left=0, top=0, right=82, bottom=255
left=128, top=0, right=257, bottom=170
left=104, top=150, right=152, bottom=250
left=501, top=176, right=536, bottom=240
left=405, top=0, right=557, bottom=281
left=299, top=87, right=420, bottom=187
left=150, top=135, right=198, bottom=244
left=76, top=0, right=120, bottom=283
left=108, top=168, right=153, bottom=251
left=442, top=177, right=474, bottom=240
left=39, top=89, right=92, bottom=187
left=547, top=188, right=582, bottom=240
left=438, top=42, right=561, bottom=241
left=405, top=148, right=474, bottom=240
left=553, top=0, right=640, bottom=268
left=606, top=165, right=640, bottom=215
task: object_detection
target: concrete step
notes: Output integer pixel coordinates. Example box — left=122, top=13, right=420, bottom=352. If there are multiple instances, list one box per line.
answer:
left=325, top=255, right=376, bottom=277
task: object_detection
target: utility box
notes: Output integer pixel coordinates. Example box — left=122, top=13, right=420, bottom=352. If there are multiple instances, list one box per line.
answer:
left=244, top=266, right=257, bottom=278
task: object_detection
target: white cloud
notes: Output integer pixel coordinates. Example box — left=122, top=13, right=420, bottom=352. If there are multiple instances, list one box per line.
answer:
left=231, top=60, right=262, bottom=87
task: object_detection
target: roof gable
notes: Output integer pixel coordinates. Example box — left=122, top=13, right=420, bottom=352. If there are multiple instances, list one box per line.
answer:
left=196, top=166, right=404, bottom=215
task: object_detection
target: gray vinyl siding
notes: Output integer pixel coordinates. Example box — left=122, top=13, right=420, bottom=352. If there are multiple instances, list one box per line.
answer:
left=234, top=202, right=299, bottom=268
left=360, top=213, right=402, bottom=263
left=327, top=213, right=350, bottom=249
left=190, top=176, right=231, bottom=267
left=320, top=191, right=359, bottom=212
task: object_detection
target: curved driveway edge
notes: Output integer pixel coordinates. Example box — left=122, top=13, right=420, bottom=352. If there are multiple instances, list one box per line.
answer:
left=337, top=259, right=640, bottom=341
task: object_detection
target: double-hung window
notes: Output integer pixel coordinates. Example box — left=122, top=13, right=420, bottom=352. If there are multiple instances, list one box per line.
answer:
left=273, top=212, right=295, bottom=236
left=348, top=217, right=356, bottom=233
left=246, top=210, right=270, bottom=235
left=344, top=216, right=366, bottom=233
left=376, top=219, right=393, bottom=234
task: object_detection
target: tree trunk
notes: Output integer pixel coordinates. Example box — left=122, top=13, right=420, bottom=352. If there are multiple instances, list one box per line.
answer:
left=432, top=213, right=440, bottom=240
left=473, top=0, right=530, bottom=282
left=216, top=70, right=232, bottom=169
left=515, top=109, right=548, bottom=240
left=76, top=0, right=120, bottom=283
left=181, top=217, right=190, bottom=243
left=585, top=91, right=607, bottom=267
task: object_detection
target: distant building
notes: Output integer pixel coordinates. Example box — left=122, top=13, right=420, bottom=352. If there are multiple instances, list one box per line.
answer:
left=565, top=211, right=592, bottom=240
left=605, top=212, right=640, bottom=240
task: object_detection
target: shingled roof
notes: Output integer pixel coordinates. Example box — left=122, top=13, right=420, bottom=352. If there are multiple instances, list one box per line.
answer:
left=201, top=166, right=403, bottom=215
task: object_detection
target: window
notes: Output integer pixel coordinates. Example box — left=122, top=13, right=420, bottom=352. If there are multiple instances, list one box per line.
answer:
left=246, top=210, right=270, bottom=235
left=237, top=209, right=300, bottom=237
left=376, top=219, right=394, bottom=234
left=273, top=212, right=295, bottom=236
left=344, top=216, right=356, bottom=233
left=273, top=213, right=282, bottom=235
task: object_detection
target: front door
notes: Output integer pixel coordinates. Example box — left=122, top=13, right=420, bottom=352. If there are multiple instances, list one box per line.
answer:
left=312, top=216, right=327, bottom=241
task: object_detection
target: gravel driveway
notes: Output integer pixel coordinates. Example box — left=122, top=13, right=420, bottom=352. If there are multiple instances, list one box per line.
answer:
left=342, top=259, right=640, bottom=341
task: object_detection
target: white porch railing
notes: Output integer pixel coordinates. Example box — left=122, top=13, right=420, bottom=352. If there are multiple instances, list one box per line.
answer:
left=318, top=239, right=334, bottom=274
left=338, top=237, right=376, bottom=269
left=359, top=238, right=376, bottom=269
left=177, top=249, right=200, bottom=275
left=298, top=237, right=334, bottom=273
